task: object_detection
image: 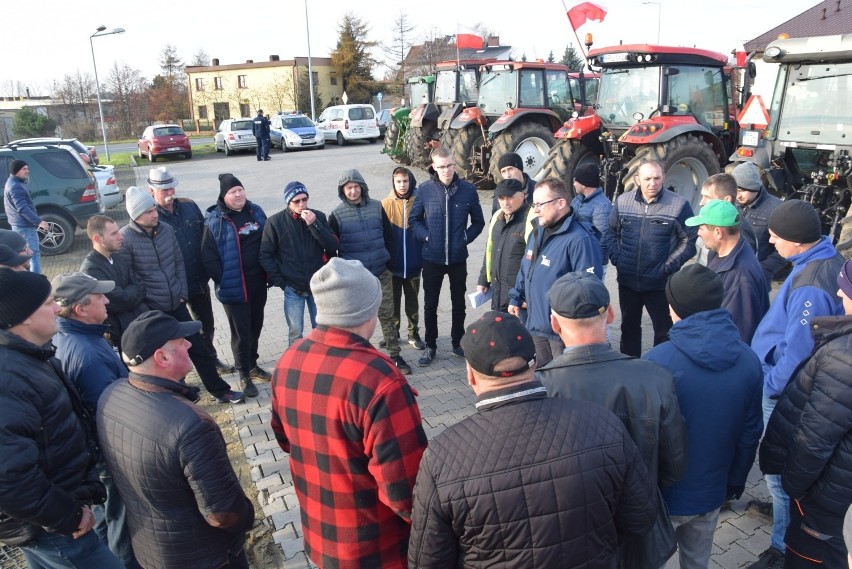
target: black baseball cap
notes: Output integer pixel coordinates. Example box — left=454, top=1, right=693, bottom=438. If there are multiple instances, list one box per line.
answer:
left=122, top=310, right=201, bottom=366
left=548, top=272, right=609, bottom=318
left=494, top=178, right=525, bottom=197
left=460, top=311, right=536, bottom=377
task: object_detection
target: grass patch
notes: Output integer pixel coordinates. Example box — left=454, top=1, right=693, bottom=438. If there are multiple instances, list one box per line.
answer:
left=101, top=143, right=217, bottom=168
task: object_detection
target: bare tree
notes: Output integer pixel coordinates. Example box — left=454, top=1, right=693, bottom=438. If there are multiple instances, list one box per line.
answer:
left=383, top=12, right=416, bottom=85
left=159, top=44, right=185, bottom=87
left=189, top=49, right=211, bottom=67
left=105, top=62, right=149, bottom=138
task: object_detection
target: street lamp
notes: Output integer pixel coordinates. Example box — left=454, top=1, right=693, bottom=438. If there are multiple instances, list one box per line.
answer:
left=90, top=25, right=125, bottom=162
left=304, top=0, right=316, bottom=121
left=642, top=2, right=662, bottom=44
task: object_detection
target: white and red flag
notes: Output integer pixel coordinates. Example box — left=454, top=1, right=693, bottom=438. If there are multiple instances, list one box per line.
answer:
left=567, top=1, right=608, bottom=30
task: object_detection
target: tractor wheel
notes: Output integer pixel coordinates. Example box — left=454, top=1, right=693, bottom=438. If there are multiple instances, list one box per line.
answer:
left=837, top=201, right=852, bottom=260
left=449, top=125, right=484, bottom=183
left=406, top=123, right=436, bottom=168
left=440, top=128, right=459, bottom=154
left=623, top=134, right=720, bottom=211
left=489, top=121, right=556, bottom=184
left=538, top=140, right=599, bottom=200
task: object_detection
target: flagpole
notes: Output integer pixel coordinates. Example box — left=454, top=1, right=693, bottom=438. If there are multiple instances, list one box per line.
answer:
left=456, top=20, right=461, bottom=67
left=561, top=0, right=590, bottom=58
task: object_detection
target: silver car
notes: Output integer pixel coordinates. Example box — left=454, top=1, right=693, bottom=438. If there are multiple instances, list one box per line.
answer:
left=214, top=118, right=257, bottom=156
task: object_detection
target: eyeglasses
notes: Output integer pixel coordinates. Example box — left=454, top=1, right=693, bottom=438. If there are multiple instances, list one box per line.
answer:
left=532, top=198, right=560, bottom=209
left=291, top=197, right=308, bottom=204
left=434, top=163, right=455, bottom=170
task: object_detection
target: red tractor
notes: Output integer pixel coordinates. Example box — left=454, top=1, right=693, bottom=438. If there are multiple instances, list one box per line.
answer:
left=539, top=43, right=749, bottom=210
left=442, top=61, right=589, bottom=189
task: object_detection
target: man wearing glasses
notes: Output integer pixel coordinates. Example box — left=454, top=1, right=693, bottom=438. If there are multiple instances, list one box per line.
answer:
left=410, top=147, right=485, bottom=366
left=508, top=178, right=603, bottom=366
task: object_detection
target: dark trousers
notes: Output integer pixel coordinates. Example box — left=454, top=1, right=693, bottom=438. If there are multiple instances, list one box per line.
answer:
left=168, top=304, right=231, bottom=397
left=532, top=335, right=565, bottom=368
left=187, top=282, right=218, bottom=357
left=222, top=273, right=267, bottom=377
left=392, top=275, right=421, bottom=338
left=255, top=137, right=269, bottom=160
left=783, top=506, right=848, bottom=568
left=617, top=284, right=672, bottom=357
left=422, top=260, right=467, bottom=349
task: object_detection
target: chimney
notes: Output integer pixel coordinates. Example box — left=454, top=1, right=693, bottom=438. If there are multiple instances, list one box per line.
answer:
left=212, top=58, right=219, bottom=66
left=25, top=88, right=30, bottom=98
left=837, top=0, right=841, bottom=11
left=488, top=36, right=499, bottom=47
left=246, top=60, right=254, bottom=64
left=270, top=55, right=280, bottom=61
left=822, top=7, right=827, bottom=18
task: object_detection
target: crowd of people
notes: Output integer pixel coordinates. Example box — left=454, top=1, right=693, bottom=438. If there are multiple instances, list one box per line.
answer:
left=2, top=149, right=852, bottom=569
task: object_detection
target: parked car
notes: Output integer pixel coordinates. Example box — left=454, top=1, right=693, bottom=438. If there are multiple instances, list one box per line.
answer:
left=0, top=145, right=102, bottom=255
left=92, top=164, right=121, bottom=210
left=138, top=124, right=192, bottom=162
left=315, top=104, right=380, bottom=145
left=9, top=137, right=98, bottom=165
left=270, top=113, right=324, bottom=151
left=214, top=118, right=257, bottom=156
left=377, top=108, right=392, bottom=138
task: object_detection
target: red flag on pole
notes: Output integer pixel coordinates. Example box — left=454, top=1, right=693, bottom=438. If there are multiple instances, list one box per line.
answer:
left=457, top=33, right=484, bottom=49
left=567, top=1, right=607, bottom=30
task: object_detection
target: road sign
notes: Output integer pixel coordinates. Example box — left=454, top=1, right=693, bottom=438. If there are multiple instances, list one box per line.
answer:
left=377, top=92, right=383, bottom=101
left=737, top=95, right=770, bottom=128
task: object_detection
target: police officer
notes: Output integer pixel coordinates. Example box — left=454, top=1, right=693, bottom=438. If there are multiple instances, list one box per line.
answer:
left=252, top=109, right=270, bottom=161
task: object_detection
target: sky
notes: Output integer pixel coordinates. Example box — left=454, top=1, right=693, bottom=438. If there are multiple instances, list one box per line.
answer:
left=0, top=0, right=813, bottom=97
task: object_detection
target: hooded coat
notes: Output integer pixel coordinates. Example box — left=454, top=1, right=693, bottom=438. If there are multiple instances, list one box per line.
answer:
left=643, top=308, right=764, bottom=516
left=329, top=169, right=391, bottom=276
left=380, top=170, right=422, bottom=279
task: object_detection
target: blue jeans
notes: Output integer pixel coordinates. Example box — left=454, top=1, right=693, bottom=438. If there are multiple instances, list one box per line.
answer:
left=670, top=507, right=721, bottom=569
left=21, top=529, right=123, bottom=569
left=93, top=461, right=140, bottom=568
left=763, top=393, right=789, bottom=553
left=284, top=286, right=316, bottom=346
left=13, top=225, right=40, bottom=273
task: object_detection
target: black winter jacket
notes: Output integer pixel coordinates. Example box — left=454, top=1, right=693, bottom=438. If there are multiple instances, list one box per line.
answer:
left=329, top=191, right=392, bottom=277
left=80, top=249, right=148, bottom=345
left=157, top=199, right=209, bottom=295
left=116, top=221, right=187, bottom=312
left=477, top=204, right=533, bottom=311
left=97, top=373, right=254, bottom=569
left=259, top=207, right=337, bottom=292
left=736, top=186, right=787, bottom=283
left=604, top=188, right=697, bottom=291
left=759, top=315, right=852, bottom=536
left=0, top=330, right=101, bottom=546
left=408, top=382, right=657, bottom=568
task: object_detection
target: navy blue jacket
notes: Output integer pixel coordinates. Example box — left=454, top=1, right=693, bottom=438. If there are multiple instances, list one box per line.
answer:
left=644, top=308, right=764, bottom=517
left=4, top=174, right=40, bottom=228
left=410, top=173, right=485, bottom=265
left=604, top=189, right=696, bottom=292
left=202, top=201, right=267, bottom=304
left=707, top=235, right=770, bottom=344
left=329, top=194, right=391, bottom=277
left=54, top=317, right=126, bottom=414
left=570, top=186, right=612, bottom=254
left=736, top=186, right=787, bottom=283
left=381, top=179, right=423, bottom=279
left=157, top=199, right=208, bottom=296
left=508, top=213, right=603, bottom=339
left=252, top=114, right=270, bottom=137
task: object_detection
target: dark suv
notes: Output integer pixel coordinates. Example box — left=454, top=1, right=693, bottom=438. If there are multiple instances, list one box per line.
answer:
left=0, top=145, right=102, bottom=255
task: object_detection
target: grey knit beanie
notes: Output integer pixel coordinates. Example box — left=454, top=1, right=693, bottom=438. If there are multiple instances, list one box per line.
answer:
left=311, top=258, right=381, bottom=328
left=126, top=186, right=157, bottom=220
left=731, top=162, right=762, bottom=192
left=337, top=169, right=369, bottom=196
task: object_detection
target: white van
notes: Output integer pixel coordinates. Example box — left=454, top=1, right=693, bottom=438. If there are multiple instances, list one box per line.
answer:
left=316, top=104, right=380, bottom=145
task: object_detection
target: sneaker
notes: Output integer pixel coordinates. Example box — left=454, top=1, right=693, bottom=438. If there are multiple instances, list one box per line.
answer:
left=241, top=378, right=259, bottom=398
left=214, top=390, right=245, bottom=404
left=746, top=499, right=773, bottom=525
left=451, top=346, right=465, bottom=358
left=746, top=547, right=784, bottom=569
left=249, top=366, right=272, bottom=382
left=408, top=335, right=425, bottom=350
left=392, top=356, right=412, bottom=375
left=418, top=348, right=436, bottom=367
left=216, top=359, right=236, bottom=374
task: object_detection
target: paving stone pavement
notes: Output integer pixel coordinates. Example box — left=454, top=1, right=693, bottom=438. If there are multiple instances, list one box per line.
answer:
left=33, top=162, right=775, bottom=569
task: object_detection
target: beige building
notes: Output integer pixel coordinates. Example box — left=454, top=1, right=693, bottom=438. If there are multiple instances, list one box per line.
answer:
left=185, top=56, right=343, bottom=127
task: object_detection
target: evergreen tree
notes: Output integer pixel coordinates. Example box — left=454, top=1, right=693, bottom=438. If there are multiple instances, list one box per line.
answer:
left=12, top=106, right=56, bottom=138
left=331, top=12, right=378, bottom=103
left=561, top=44, right=584, bottom=71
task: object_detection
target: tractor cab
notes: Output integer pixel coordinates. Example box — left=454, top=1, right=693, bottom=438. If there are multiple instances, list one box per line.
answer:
left=382, top=75, right=436, bottom=164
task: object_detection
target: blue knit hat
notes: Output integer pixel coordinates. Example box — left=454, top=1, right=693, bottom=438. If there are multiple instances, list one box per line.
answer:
left=283, top=181, right=308, bottom=204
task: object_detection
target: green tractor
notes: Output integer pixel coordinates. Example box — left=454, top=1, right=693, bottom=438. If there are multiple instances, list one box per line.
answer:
left=382, top=75, right=435, bottom=164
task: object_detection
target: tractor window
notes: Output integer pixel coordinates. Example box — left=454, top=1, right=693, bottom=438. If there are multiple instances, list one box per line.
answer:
left=478, top=68, right=517, bottom=114
left=545, top=70, right=570, bottom=107
left=519, top=69, right=545, bottom=107
left=667, top=66, right=726, bottom=129
left=460, top=69, right=479, bottom=103
left=435, top=70, right=458, bottom=104
left=596, top=66, right=660, bottom=127
left=774, top=62, right=852, bottom=145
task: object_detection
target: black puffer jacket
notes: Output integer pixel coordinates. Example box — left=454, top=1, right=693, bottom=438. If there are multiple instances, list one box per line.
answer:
left=409, top=383, right=657, bottom=568
left=759, top=315, right=852, bottom=536
left=97, top=373, right=254, bottom=569
left=0, top=330, right=100, bottom=546
left=157, top=199, right=208, bottom=296
left=116, top=221, right=187, bottom=312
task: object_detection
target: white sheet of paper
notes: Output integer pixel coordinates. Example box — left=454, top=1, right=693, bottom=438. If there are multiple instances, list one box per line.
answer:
left=468, top=289, right=493, bottom=309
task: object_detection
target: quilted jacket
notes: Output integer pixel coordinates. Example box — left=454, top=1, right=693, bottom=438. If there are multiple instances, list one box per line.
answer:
left=97, top=373, right=254, bottom=569
left=116, top=220, right=187, bottom=312
left=80, top=249, right=148, bottom=345
left=157, top=199, right=208, bottom=295
left=760, top=315, right=852, bottom=537
left=408, top=382, right=657, bottom=568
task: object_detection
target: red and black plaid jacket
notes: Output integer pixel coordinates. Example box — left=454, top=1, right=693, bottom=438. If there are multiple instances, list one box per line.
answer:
left=271, top=325, right=428, bottom=568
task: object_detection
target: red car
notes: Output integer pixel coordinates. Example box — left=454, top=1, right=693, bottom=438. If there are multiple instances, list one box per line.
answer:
left=138, top=124, right=192, bottom=162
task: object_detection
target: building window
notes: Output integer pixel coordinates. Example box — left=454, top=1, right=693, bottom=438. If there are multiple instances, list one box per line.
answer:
left=239, top=103, right=251, bottom=117
left=238, top=75, right=247, bottom=88
left=330, top=73, right=338, bottom=86
left=312, top=71, right=319, bottom=84
left=214, top=77, right=223, bottom=90
left=195, top=78, right=204, bottom=91
left=198, top=105, right=208, bottom=119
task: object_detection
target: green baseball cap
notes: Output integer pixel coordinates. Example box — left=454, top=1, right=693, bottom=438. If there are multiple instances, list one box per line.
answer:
left=685, top=199, right=740, bottom=227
